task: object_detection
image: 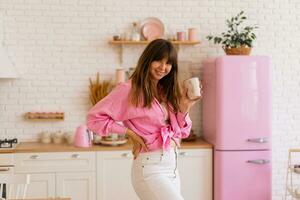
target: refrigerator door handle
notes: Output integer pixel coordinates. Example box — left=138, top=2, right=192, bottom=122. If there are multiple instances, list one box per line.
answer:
left=247, top=137, right=268, bottom=143
left=247, top=159, right=270, bottom=164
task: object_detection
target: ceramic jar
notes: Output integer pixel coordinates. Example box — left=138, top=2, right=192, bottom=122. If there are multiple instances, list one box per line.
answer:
left=52, top=131, right=64, bottom=144
left=188, top=28, right=197, bottom=41
left=40, top=131, right=52, bottom=144
left=64, top=131, right=75, bottom=144
left=176, top=31, right=186, bottom=41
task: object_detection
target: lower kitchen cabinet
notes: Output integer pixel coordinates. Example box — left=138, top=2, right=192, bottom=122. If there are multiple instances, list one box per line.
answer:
left=14, top=152, right=96, bottom=200
left=13, top=148, right=212, bottom=200
left=97, top=151, right=139, bottom=200
left=178, top=149, right=213, bottom=200
left=56, top=172, right=96, bottom=200
left=20, top=172, right=96, bottom=200
left=97, top=149, right=212, bottom=200
left=18, top=173, right=56, bottom=199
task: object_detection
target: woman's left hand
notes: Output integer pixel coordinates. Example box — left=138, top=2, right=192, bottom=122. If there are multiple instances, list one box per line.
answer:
left=179, top=82, right=203, bottom=114
left=126, top=129, right=148, bottom=159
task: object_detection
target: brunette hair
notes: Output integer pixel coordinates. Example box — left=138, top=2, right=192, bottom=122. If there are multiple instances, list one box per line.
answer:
left=130, top=39, right=182, bottom=112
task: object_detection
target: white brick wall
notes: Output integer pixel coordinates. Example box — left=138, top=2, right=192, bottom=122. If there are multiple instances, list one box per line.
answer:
left=0, top=0, right=299, bottom=199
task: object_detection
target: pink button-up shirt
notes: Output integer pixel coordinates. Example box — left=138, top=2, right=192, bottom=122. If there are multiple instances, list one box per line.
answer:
left=86, top=81, right=192, bottom=152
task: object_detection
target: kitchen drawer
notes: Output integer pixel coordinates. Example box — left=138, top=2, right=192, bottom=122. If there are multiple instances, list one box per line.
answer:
left=14, top=152, right=96, bottom=173
left=0, top=153, right=14, bottom=174
left=0, top=153, right=14, bottom=166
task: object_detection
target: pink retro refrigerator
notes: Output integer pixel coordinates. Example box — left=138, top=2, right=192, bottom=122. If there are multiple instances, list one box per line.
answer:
left=202, top=56, right=272, bottom=200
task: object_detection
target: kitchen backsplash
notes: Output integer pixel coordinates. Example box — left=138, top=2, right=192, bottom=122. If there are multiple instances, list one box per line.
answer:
left=0, top=1, right=299, bottom=199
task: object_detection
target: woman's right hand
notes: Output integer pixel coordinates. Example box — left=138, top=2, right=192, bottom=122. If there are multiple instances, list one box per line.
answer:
left=179, top=81, right=203, bottom=114
left=126, top=129, right=148, bottom=159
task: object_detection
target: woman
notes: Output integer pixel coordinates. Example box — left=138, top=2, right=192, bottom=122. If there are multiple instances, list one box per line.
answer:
left=87, top=39, right=202, bottom=200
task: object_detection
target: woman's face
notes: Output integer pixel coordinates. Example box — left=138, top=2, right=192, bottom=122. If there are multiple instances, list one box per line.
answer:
left=149, top=58, right=172, bottom=82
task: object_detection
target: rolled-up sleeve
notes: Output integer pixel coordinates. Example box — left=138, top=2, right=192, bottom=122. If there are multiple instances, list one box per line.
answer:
left=169, top=111, right=192, bottom=139
left=176, top=112, right=192, bottom=138
left=86, top=83, right=130, bottom=136
left=176, top=112, right=189, bottom=128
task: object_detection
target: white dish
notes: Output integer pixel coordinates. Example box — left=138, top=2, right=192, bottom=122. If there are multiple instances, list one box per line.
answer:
left=98, top=139, right=128, bottom=146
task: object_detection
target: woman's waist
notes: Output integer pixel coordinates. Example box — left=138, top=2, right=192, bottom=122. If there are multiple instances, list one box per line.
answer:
left=140, top=137, right=179, bottom=152
left=170, top=139, right=177, bottom=147
left=139, top=140, right=178, bottom=154
left=138, top=146, right=177, bottom=158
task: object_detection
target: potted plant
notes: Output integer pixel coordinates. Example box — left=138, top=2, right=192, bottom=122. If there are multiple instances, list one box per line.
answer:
left=207, top=11, right=258, bottom=55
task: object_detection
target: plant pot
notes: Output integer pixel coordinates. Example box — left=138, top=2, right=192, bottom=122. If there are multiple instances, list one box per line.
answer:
left=224, top=46, right=252, bottom=55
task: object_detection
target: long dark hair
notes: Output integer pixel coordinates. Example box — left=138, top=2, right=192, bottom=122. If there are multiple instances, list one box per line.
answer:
left=130, top=39, right=182, bottom=112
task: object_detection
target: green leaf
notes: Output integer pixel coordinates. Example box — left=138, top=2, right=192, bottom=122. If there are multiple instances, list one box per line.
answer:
left=244, top=40, right=252, bottom=47
left=207, top=36, right=213, bottom=40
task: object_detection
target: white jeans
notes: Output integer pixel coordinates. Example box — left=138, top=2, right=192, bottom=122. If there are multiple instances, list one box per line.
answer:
left=131, top=147, right=184, bottom=200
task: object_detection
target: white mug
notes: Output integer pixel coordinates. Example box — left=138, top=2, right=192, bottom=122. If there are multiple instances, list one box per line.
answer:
left=183, top=77, right=201, bottom=100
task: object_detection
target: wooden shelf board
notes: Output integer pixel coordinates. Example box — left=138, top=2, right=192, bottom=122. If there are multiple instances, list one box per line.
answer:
left=25, top=112, right=64, bottom=120
left=290, top=149, right=300, bottom=152
left=109, top=40, right=201, bottom=45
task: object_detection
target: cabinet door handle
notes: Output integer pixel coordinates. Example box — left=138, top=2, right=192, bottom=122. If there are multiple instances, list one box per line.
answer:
left=121, top=153, right=130, bottom=158
left=71, top=154, right=80, bottom=158
left=179, top=152, right=188, bottom=156
left=247, top=159, right=270, bottom=164
left=0, top=167, right=10, bottom=172
left=247, top=137, right=268, bottom=143
left=30, top=155, right=39, bottom=159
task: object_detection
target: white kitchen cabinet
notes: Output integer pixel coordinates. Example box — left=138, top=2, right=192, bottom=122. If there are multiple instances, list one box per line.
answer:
left=13, top=147, right=212, bottom=200
left=178, top=149, right=213, bottom=200
left=56, top=172, right=96, bottom=200
left=22, top=173, right=56, bottom=199
left=14, top=152, right=96, bottom=200
left=96, top=149, right=212, bottom=200
left=97, top=151, right=139, bottom=200
left=14, top=152, right=95, bottom=173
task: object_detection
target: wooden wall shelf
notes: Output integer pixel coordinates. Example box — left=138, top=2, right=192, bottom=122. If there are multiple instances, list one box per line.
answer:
left=25, top=112, right=65, bottom=120
left=109, top=40, right=201, bottom=64
left=108, top=40, right=201, bottom=45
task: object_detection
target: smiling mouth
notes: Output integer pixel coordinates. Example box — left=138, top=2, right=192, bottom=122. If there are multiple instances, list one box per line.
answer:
left=155, top=71, right=165, bottom=76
